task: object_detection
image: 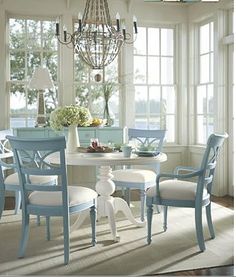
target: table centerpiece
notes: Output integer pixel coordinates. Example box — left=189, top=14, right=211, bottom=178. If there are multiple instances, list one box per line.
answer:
left=50, top=105, right=92, bottom=153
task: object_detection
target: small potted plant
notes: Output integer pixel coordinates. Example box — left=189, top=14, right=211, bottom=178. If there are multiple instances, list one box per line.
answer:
left=50, top=105, right=92, bottom=153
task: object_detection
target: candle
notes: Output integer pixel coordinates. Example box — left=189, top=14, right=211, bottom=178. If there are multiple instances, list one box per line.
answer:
left=63, top=25, right=67, bottom=42
left=78, top=12, right=82, bottom=32
left=122, top=24, right=126, bottom=40
left=56, top=22, right=59, bottom=36
left=116, top=12, right=120, bottom=32
left=133, top=15, right=138, bottom=34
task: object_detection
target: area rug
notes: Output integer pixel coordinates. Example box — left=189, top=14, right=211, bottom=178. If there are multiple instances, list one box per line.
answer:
left=0, top=202, right=233, bottom=275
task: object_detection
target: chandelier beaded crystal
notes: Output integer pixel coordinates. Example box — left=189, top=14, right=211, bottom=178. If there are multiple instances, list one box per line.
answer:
left=56, top=0, right=138, bottom=69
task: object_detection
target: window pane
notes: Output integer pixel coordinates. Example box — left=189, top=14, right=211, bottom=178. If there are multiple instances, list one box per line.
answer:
left=200, top=54, right=209, bottom=83
left=10, top=84, right=27, bottom=117
left=45, top=88, right=58, bottom=113
left=27, top=52, right=41, bottom=77
left=149, top=117, right=161, bottom=129
left=74, top=59, right=89, bottom=82
left=10, top=117, right=35, bottom=128
left=210, top=22, right=214, bottom=52
left=105, top=57, right=119, bottom=83
left=134, top=56, right=146, bottom=84
left=197, top=85, right=206, bottom=114
left=210, top=52, right=214, bottom=82
left=26, top=20, right=41, bottom=50
left=134, top=27, right=146, bottom=55
left=207, top=115, right=214, bottom=137
left=162, top=86, right=175, bottom=113
left=166, top=115, right=175, bottom=142
left=10, top=52, right=25, bottom=80
left=27, top=89, right=37, bottom=111
left=207, top=84, right=214, bottom=114
left=75, top=85, right=90, bottom=106
left=148, top=28, right=159, bottom=55
left=135, top=117, right=148, bottom=129
left=200, top=23, right=210, bottom=54
left=9, top=19, right=25, bottom=49
left=161, top=57, right=173, bottom=84
left=42, top=21, right=58, bottom=51
left=161, top=28, right=173, bottom=56
left=148, top=57, right=159, bottom=84
left=197, top=115, right=207, bottom=144
left=149, top=86, right=161, bottom=114
left=44, top=53, right=58, bottom=81
left=135, top=86, right=148, bottom=114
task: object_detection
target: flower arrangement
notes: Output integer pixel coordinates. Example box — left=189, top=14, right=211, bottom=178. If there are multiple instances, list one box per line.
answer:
left=50, top=105, right=92, bottom=130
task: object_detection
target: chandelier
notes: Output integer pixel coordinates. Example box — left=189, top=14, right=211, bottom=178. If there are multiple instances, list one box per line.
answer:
left=56, top=0, right=138, bottom=70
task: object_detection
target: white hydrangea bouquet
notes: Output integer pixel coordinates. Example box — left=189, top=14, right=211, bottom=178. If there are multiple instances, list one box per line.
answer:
left=50, top=105, right=92, bottom=131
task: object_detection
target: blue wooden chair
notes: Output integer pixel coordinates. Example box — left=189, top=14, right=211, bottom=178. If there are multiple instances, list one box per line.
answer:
left=7, top=136, right=97, bottom=265
left=0, top=138, right=57, bottom=219
left=146, top=133, right=228, bottom=251
left=113, top=129, right=166, bottom=221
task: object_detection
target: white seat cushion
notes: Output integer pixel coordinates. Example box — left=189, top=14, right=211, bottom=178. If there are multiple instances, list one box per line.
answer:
left=112, top=169, right=156, bottom=183
left=147, top=179, right=209, bottom=201
left=5, top=172, right=57, bottom=186
left=28, top=186, right=98, bottom=207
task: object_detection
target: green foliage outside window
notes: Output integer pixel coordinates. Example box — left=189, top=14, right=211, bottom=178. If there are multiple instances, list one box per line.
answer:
left=9, top=18, right=58, bottom=127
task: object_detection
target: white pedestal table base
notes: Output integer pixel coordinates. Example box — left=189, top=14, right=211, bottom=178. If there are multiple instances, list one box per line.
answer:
left=71, top=165, right=145, bottom=241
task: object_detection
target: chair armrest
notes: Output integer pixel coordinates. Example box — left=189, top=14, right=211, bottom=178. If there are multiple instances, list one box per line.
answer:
left=174, top=166, right=200, bottom=175
left=156, top=170, right=203, bottom=183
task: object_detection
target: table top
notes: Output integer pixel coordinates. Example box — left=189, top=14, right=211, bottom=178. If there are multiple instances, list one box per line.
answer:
left=49, top=152, right=167, bottom=166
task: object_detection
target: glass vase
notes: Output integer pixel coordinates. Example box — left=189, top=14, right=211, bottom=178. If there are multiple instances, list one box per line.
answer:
left=103, top=101, right=114, bottom=127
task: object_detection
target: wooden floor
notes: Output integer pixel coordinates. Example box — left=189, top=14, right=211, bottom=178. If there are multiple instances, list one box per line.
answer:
left=4, top=195, right=234, bottom=276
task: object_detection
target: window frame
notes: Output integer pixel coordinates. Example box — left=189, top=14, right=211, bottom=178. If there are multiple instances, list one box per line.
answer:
left=195, top=18, right=215, bottom=145
left=133, top=23, right=177, bottom=143
left=7, top=14, right=59, bottom=128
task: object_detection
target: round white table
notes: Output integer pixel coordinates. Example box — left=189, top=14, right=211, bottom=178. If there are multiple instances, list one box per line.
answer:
left=50, top=151, right=167, bottom=241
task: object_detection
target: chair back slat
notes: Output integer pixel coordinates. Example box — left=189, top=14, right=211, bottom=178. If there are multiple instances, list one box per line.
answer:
left=197, top=133, right=228, bottom=195
left=25, top=184, right=62, bottom=191
left=6, top=136, right=67, bottom=207
left=128, top=129, right=166, bottom=151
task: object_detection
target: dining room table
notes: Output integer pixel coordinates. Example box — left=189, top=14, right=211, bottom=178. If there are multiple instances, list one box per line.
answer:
left=48, top=150, right=167, bottom=241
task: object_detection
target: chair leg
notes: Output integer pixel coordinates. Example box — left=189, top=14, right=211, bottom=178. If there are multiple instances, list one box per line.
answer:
left=46, top=216, right=50, bottom=241
left=163, top=206, right=168, bottom=231
left=140, top=190, right=146, bottom=222
left=147, top=203, right=153, bottom=245
left=63, top=213, right=70, bottom=265
left=0, top=189, right=5, bottom=219
left=195, top=206, right=206, bottom=252
left=18, top=212, right=30, bottom=258
left=14, top=190, right=21, bottom=214
left=206, top=203, right=215, bottom=239
left=90, top=205, right=97, bottom=246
